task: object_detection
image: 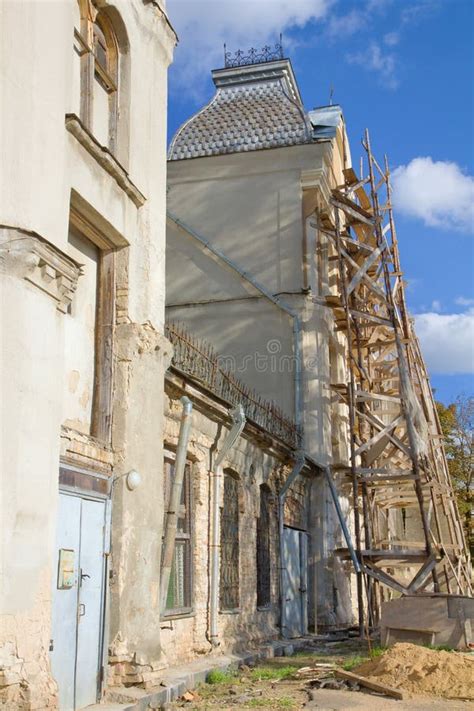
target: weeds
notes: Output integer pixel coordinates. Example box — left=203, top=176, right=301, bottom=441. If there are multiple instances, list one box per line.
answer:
left=249, top=665, right=295, bottom=682
left=206, top=668, right=236, bottom=684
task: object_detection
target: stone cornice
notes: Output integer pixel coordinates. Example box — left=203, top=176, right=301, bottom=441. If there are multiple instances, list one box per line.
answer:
left=65, top=114, right=146, bottom=208
left=0, top=226, right=81, bottom=312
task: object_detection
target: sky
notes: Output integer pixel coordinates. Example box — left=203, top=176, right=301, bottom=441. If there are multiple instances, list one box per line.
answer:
left=166, top=0, right=474, bottom=405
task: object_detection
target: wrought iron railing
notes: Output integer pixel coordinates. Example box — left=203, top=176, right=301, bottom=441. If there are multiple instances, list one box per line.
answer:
left=224, top=36, right=284, bottom=68
left=166, top=322, right=301, bottom=449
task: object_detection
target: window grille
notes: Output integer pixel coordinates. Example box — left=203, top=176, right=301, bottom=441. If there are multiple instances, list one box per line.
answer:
left=220, top=472, right=239, bottom=610
left=162, top=457, right=192, bottom=615
left=257, top=485, right=271, bottom=607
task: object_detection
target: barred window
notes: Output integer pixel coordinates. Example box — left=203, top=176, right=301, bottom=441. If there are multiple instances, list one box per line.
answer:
left=220, top=471, right=239, bottom=610
left=162, top=457, right=192, bottom=615
left=257, top=485, right=271, bottom=608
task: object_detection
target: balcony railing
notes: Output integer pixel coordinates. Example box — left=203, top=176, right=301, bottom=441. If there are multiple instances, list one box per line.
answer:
left=166, top=321, right=301, bottom=450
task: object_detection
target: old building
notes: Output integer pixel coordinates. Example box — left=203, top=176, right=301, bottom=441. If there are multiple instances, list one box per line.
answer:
left=158, top=324, right=313, bottom=666
left=165, top=44, right=470, bottom=659
left=166, top=49, right=355, bottom=637
left=0, top=1, right=176, bottom=708
left=2, top=8, right=470, bottom=709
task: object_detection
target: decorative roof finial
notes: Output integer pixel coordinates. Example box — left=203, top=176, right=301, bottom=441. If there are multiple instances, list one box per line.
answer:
left=223, top=35, right=284, bottom=68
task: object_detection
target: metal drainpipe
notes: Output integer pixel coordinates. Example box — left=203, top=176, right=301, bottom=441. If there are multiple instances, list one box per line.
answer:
left=160, top=396, right=193, bottom=613
left=208, top=404, right=246, bottom=647
left=167, top=213, right=302, bottom=431
left=279, top=451, right=305, bottom=638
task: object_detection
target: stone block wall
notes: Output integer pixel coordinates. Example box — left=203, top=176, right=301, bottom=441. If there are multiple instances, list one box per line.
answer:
left=159, top=379, right=290, bottom=667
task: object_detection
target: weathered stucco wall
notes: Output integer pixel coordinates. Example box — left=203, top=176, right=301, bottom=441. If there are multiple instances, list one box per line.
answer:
left=167, top=297, right=296, bottom=417
left=167, top=143, right=330, bottom=295
left=0, top=0, right=175, bottom=706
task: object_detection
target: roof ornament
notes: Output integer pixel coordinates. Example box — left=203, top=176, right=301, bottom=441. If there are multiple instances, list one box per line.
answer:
left=223, top=34, right=284, bottom=68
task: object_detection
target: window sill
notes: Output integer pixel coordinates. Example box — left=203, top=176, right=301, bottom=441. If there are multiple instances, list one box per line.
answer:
left=65, top=114, right=146, bottom=208
left=257, top=605, right=272, bottom=612
left=161, top=610, right=195, bottom=621
left=219, top=609, right=240, bottom=615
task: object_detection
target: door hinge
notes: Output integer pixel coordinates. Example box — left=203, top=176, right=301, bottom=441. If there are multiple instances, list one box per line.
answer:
left=49, top=639, right=54, bottom=652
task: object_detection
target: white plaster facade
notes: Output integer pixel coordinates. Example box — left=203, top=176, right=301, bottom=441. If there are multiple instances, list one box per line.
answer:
left=0, top=1, right=176, bottom=708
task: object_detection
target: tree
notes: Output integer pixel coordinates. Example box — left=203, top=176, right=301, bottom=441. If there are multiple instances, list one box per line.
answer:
left=436, top=396, right=474, bottom=557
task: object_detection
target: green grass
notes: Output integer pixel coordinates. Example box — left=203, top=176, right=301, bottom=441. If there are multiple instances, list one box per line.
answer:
left=206, top=668, right=237, bottom=684
left=249, top=665, right=296, bottom=682
left=277, top=698, right=296, bottom=709
left=342, top=645, right=385, bottom=671
left=424, top=643, right=454, bottom=652
left=342, top=654, right=368, bottom=671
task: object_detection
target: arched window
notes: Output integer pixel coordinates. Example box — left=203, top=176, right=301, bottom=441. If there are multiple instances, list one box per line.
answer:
left=220, top=471, right=240, bottom=610
left=257, top=484, right=271, bottom=608
left=92, top=12, right=118, bottom=150
left=74, top=1, right=121, bottom=153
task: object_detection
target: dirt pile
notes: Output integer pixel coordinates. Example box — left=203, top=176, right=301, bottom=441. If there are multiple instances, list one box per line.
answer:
left=353, top=642, right=474, bottom=700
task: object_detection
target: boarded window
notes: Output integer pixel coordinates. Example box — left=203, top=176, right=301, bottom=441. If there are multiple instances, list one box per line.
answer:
left=162, top=457, right=192, bottom=614
left=220, top=472, right=239, bottom=610
left=257, top=485, right=271, bottom=608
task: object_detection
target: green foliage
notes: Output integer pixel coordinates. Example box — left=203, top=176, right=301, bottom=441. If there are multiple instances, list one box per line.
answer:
left=342, top=654, right=368, bottom=670
left=436, top=396, right=474, bottom=555
left=206, top=668, right=236, bottom=684
left=248, top=699, right=295, bottom=710
left=424, top=643, right=454, bottom=652
left=249, top=666, right=295, bottom=682
left=370, top=646, right=385, bottom=659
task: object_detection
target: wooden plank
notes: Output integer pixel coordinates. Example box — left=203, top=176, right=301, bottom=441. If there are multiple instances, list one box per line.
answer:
left=355, top=415, right=403, bottom=458
left=361, top=549, right=427, bottom=559
left=355, top=390, right=401, bottom=404
left=349, top=309, right=393, bottom=327
left=407, top=553, right=439, bottom=593
left=358, top=474, right=417, bottom=485
left=346, top=246, right=383, bottom=295
left=361, top=562, right=409, bottom=595
left=331, top=190, right=375, bottom=224
left=91, top=249, right=115, bottom=443
left=334, top=669, right=405, bottom=700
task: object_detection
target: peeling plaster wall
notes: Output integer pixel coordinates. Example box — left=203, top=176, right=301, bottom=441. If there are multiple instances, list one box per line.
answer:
left=0, top=0, right=175, bottom=706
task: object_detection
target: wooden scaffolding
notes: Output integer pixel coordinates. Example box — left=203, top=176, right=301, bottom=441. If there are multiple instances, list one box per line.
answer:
left=324, top=130, right=472, bottom=631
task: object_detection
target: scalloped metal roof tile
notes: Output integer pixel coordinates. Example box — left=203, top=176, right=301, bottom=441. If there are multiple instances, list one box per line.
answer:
left=168, top=59, right=313, bottom=161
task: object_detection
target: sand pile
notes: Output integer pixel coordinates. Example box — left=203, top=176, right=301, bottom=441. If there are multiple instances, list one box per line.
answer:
left=353, top=642, right=474, bottom=700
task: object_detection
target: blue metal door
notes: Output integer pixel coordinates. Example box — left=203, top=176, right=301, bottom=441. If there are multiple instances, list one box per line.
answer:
left=282, top=527, right=308, bottom=638
left=50, top=492, right=107, bottom=710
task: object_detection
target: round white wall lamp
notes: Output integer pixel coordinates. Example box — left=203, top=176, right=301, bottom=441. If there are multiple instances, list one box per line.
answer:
left=126, top=469, right=142, bottom=491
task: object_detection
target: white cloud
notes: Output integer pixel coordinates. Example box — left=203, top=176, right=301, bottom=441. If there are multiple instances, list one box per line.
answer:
left=326, top=9, right=366, bottom=39
left=456, top=296, right=474, bottom=307
left=168, top=0, right=333, bottom=97
left=415, top=307, right=474, bottom=374
left=383, top=31, right=399, bottom=46
left=346, top=42, right=398, bottom=89
left=392, top=157, right=474, bottom=232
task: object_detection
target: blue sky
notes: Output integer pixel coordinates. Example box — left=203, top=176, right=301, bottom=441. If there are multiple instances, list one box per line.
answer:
left=167, top=0, right=474, bottom=404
